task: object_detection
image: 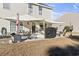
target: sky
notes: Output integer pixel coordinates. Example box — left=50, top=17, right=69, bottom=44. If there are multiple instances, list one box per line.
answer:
left=46, top=3, right=79, bottom=20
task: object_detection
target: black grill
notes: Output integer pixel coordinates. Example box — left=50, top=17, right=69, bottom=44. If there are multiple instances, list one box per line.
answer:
left=45, top=27, right=57, bottom=38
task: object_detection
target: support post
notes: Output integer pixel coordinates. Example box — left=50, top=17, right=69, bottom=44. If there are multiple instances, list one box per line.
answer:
left=43, top=20, right=46, bottom=38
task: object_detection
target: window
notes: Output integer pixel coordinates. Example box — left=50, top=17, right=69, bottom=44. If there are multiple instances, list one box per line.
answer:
left=20, top=22, right=23, bottom=32
left=27, top=22, right=29, bottom=25
left=20, top=22, right=23, bottom=26
left=28, top=3, right=33, bottom=15
left=10, top=21, right=16, bottom=33
left=39, top=6, right=42, bottom=15
left=10, top=21, right=23, bottom=33
left=40, top=23, right=43, bottom=29
left=3, top=3, right=10, bottom=9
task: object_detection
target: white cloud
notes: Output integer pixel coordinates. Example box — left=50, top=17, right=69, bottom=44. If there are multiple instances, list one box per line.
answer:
left=73, top=5, right=78, bottom=9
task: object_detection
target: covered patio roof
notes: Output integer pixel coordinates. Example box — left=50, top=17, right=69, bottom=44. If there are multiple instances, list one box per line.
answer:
left=4, top=15, right=64, bottom=24
left=45, top=19, right=64, bottom=24
left=5, top=15, right=42, bottom=21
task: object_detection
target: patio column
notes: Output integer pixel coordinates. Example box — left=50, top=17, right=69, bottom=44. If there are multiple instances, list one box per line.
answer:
left=43, top=21, right=46, bottom=38
left=23, top=20, right=24, bottom=34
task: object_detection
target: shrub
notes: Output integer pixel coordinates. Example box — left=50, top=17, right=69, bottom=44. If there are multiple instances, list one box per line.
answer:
left=63, top=25, right=73, bottom=36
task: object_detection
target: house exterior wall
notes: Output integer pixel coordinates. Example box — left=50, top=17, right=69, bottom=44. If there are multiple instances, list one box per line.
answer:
left=42, top=7, right=52, bottom=19
left=57, top=13, right=79, bottom=32
left=0, top=3, right=52, bottom=34
left=30, top=4, right=52, bottom=19
left=0, top=3, right=28, bottom=18
left=0, top=3, right=52, bottom=19
left=0, top=19, right=10, bottom=34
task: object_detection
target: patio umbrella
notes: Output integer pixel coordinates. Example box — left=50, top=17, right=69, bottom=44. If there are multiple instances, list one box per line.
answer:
left=16, top=13, right=20, bottom=34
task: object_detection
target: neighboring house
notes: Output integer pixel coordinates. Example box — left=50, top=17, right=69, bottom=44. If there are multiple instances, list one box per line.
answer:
left=57, top=13, right=79, bottom=32
left=0, top=3, right=53, bottom=36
